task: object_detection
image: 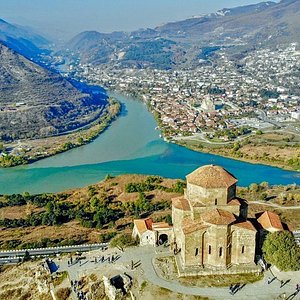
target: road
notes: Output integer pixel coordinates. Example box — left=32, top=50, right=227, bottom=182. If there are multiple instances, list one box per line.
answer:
left=0, top=243, right=108, bottom=259
left=249, top=201, right=300, bottom=210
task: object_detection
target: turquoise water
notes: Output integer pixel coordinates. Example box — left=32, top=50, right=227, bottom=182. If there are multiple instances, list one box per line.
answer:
left=0, top=92, right=299, bottom=194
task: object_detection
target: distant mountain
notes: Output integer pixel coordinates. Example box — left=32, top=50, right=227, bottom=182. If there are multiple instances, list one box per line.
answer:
left=156, top=0, right=300, bottom=45
left=0, top=18, right=50, bottom=59
left=61, top=0, right=300, bottom=69
left=215, top=1, right=275, bottom=17
left=64, top=30, right=127, bottom=64
left=156, top=1, right=277, bottom=36
left=0, top=43, right=107, bottom=141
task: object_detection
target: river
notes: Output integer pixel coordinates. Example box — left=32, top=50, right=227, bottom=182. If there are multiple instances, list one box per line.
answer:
left=0, top=92, right=299, bottom=194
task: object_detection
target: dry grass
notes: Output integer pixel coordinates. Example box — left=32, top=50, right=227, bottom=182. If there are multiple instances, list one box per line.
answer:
left=55, top=287, right=71, bottom=300
left=52, top=271, right=68, bottom=287
left=0, top=205, right=45, bottom=220
left=0, top=221, right=99, bottom=244
left=182, top=131, right=300, bottom=171
left=0, top=175, right=181, bottom=249
left=154, top=256, right=178, bottom=280
left=65, top=174, right=179, bottom=205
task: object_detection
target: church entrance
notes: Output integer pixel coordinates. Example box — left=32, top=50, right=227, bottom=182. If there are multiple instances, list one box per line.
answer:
left=158, top=234, right=168, bottom=245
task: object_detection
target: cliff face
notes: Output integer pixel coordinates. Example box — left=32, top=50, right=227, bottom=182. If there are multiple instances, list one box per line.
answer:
left=0, top=43, right=107, bottom=141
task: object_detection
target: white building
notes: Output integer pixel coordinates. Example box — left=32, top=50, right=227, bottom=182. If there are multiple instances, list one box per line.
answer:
left=132, top=218, right=172, bottom=246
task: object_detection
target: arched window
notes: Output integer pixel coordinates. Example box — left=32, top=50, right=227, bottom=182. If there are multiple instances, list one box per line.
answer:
left=219, top=247, right=223, bottom=257
left=208, top=245, right=212, bottom=254
left=195, top=248, right=199, bottom=256
left=241, top=245, right=245, bottom=254
left=215, top=199, right=218, bottom=205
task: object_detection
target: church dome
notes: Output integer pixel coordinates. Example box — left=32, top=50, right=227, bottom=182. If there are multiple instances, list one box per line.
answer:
left=186, top=165, right=237, bottom=189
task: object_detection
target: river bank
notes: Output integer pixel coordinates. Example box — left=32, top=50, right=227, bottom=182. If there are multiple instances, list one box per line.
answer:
left=176, top=134, right=300, bottom=172
left=0, top=92, right=299, bottom=194
left=0, top=97, right=121, bottom=168
left=106, top=88, right=300, bottom=172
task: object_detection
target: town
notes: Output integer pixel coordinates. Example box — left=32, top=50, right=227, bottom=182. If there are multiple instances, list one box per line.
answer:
left=64, top=43, right=300, bottom=143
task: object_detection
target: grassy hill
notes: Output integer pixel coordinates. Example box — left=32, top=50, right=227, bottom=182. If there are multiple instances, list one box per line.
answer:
left=0, top=174, right=299, bottom=250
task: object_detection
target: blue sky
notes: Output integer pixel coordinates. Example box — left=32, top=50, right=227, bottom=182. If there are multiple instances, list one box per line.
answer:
left=0, top=0, right=275, bottom=41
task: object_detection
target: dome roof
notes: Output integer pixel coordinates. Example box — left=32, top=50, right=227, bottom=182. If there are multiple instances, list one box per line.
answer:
left=186, top=165, right=237, bottom=189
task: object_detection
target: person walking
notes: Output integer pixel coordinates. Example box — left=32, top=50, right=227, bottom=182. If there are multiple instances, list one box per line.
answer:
left=229, top=284, right=233, bottom=295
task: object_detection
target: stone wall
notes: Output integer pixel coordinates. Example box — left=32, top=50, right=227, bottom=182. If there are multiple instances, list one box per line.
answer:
left=172, top=205, right=191, bottom=251
left=231, top=227, right=256, bottom=265
left=186, top=184, right=234, bottom=207
left=183, top=230, right=205, bottom=267
left=204, top=225, right=229, bottom=267
left=140, top=230, right=156, bottom=246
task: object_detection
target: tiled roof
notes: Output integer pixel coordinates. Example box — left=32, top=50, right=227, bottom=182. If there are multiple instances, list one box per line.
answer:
left=172, top=196, right=191, bottom=211
left=201, top=208, right=236, bottom=225
left=152, top=222, right=172, bottom=230
left=233, top=220, right=256, bottom=232
left=134, top=218, right=153, bottom=234
left=186, top=165, right=237, bottom=188
left=228, top=198, right=242, bottom=206
left=182, top=218, right=209, bottom=234
left=257, top=211, right=283, bottom=231
left=191, top=201, right=206, bottom=208
left=134, top=218, right=172, bottom=234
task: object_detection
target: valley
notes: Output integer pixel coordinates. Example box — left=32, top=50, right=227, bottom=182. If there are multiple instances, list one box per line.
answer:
left=0, top=2, right=299, bottom=299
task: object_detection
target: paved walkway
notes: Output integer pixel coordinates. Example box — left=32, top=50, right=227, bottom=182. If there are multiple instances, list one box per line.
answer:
left=139, top=247, right=300, bottom=300
left=54, top=246, right=300, bottom=300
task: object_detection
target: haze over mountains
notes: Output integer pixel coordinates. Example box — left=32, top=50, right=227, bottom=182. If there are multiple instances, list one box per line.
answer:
left=0, top=0, right=299, bottom=142
left=62, top=0, right=300, bottom=69
left=0, top=43, right=107, bottom=141
left=0, top=18, right=50, bottom=60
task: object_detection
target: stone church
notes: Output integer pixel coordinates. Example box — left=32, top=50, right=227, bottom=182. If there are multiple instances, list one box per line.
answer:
left=133, top=164, right=285, bottom=275
left=172, top=165, right=259, bottom=274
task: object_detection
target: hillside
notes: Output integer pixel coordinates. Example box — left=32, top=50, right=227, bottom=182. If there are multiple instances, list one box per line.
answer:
left=0, top=18, right=49, bottom=59
left=0, top=174, right=183, bottom=249
left=61, top=0, right=300, bottom=69
left=0, top=43, right=108, bottom=142
left=0, top=174, right=299, bottom=250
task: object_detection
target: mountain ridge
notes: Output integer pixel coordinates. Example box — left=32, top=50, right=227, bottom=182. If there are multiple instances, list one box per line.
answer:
left=0, top=42, right=108, bottom=141
left=61, top=0, right=300, bottom=69
left=0, top=18, right=50, bottom=59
